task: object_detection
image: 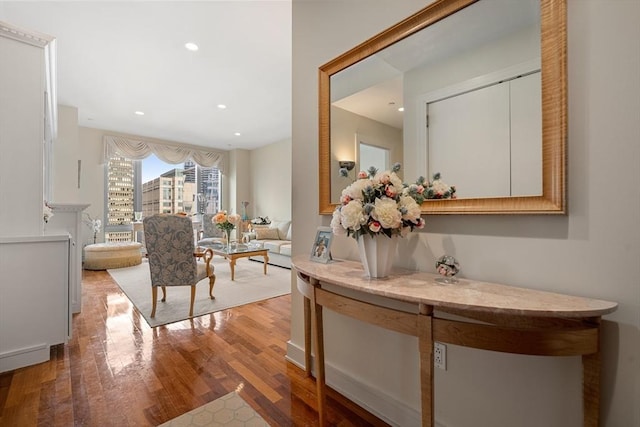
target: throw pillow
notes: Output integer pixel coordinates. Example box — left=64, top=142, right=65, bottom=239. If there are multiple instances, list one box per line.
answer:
left=254, top=227, right=280, bottom=240
left=270, top=221, right=291, bottom=240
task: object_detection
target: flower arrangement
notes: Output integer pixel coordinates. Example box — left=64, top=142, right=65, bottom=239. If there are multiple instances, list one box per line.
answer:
left=43, top=202, right=54, bottom=223
left=212, top=210, right=241, bottom=234
left=84, top=213, right=102, bottom=243
left=424, top=172, right=456, bottom=199
left=330, top=163, right=455, bottom=239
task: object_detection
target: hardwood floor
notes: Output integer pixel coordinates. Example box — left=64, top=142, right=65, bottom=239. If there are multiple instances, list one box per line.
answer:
left=0, top=270, right=389, bottom=426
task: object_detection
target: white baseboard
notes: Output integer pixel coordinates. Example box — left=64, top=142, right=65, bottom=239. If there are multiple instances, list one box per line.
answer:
left=286, top=340, right=423, bottom=427
left=0, top=343, right=49, bottom=373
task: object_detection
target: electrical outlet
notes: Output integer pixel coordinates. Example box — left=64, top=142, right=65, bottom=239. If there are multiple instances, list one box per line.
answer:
left=434, top=342, right=447, bottom=370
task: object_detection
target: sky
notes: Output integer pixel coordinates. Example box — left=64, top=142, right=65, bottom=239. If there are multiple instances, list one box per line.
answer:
left=142, top=154, right=183, bottom=184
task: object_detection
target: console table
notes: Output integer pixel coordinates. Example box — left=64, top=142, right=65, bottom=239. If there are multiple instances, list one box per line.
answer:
left=291, top=255, right=618, bottom=427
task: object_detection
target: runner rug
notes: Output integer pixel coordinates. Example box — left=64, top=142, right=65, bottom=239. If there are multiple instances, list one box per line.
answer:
left=108, top=257, right=291, bottom=327
left=158, top=391, right=269, bottom=426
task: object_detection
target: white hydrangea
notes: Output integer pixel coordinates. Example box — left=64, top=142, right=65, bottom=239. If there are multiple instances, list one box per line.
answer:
left=330, top=208, right=346, bottom=235
left=399, top=195, right=421, bottom=222
left=371, top=198, right=401, bottom=229
left=340, top=200, right=367, bottom=231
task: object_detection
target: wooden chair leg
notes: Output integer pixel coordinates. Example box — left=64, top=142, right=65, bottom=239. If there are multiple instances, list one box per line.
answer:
left=189, top=285, right=196, bottom=317
left=161, top=286, right=166, bottom=302
left=208, top=274, right=216, bottom=299
left=151, top=287, right=158, bottom=318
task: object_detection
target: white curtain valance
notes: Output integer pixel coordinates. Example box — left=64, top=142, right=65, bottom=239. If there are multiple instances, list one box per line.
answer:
left=103, top=135, right=226, bottom=172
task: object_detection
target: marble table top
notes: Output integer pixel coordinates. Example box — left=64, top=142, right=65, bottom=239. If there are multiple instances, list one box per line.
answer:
left=292, top=255, right=618, bottom=318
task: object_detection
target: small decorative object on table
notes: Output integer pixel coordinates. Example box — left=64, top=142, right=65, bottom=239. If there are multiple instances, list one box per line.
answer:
left=241, top=201, right=250, bottom=221
left=251, top=216, right=270, bottom=225
left=435, top=255, right=460, bottom=283
left=212, top=210, right=241, bottom=251
left=331, top=163, right=455, bottom=278
left=310, top=226, right=333, bottom=264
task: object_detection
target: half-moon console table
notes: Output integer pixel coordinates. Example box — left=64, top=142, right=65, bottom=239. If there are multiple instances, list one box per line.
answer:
left=291, top=255, right=618, bottom=427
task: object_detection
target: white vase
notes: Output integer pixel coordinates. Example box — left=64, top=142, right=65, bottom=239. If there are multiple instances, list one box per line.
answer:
left=357, top=234, right=398, bottom=278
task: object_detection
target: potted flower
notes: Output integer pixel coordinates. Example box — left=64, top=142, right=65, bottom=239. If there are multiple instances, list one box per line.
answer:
left=330, top=163, right=455, bottom=277
left=212, top=211, right=241, bottom=250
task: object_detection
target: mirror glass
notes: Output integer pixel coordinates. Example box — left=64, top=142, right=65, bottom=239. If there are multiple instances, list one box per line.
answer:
left=319, top=0, right=566, bottom=214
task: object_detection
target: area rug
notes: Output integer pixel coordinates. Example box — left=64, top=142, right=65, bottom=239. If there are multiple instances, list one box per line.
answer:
left=108, top=257, right=291, bottom=327
left=158, top=391, right=269, bottom=426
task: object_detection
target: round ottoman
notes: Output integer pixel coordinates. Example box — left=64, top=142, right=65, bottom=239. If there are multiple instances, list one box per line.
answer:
left=84, top=242, right=143, bottom=270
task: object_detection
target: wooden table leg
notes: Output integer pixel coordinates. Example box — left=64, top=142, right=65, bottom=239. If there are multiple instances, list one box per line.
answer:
left=262, top=253, right=269, bottom=275
left=311, top=284, right=327, bottom=426
left=304, top=296, right=312, bottom=377
left=418, top=304, right=434, bottom=427
left=583, top=318, right=601, bottom=427
left=229, top=258, right=236, bottom=281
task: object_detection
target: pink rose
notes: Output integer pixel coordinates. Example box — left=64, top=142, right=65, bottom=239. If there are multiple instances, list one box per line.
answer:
left=385, top=186, right=397, bottom=198
left=416, top=185, right=424, bottom=194
left=357, top=171, right=368, bottom=179
left=369, top=221, right=381, bottom=233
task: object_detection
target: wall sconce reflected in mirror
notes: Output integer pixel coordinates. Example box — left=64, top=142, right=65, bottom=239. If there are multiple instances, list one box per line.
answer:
left=339, top=160, right=356, bottom=171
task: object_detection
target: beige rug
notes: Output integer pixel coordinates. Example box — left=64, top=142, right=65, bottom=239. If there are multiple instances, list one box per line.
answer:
left=158, top=391, right=269, bottom=426
left=108, top=257, right=291, bottom=327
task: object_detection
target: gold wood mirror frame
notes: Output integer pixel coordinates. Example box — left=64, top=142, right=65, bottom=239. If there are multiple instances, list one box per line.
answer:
left=319, top=0, right=566, bottom=215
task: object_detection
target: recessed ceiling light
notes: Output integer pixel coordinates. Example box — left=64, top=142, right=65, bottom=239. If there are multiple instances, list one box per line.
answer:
left=234, top=132, right=241, bottom=136
left=134, top=111, right=145, bottom=116
left=184, top=42, right=199, bottom=51
left=217, top=104, right=227, bottom=109
left=398, top=107, right=405, bottom=112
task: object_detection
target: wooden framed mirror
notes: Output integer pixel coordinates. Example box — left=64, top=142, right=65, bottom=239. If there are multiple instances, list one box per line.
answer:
left=319, top=0, right=566, bottom=215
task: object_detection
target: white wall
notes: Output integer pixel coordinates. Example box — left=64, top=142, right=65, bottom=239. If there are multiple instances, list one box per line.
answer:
left=291, top=1, right=639, bottom=426
left=331, top=106, right=402, bottom=202
left=249, top=138, right=292, bottom=221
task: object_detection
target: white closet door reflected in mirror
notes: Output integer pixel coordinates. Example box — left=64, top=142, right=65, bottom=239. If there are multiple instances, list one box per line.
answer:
left=426, top=71, right=542, bottom=199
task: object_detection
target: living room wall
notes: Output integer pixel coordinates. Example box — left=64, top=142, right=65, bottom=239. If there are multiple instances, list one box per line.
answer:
left=52, top=106, right=287, bottom=245
left=291, top=1, right=639, bottom=426
left=51, top=112, right=236, bottom=245
left=249, top=138, right=292, bottom=222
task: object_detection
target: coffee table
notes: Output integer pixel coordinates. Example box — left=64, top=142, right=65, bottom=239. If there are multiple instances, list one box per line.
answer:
left=197, top=243, right=269, bottom=281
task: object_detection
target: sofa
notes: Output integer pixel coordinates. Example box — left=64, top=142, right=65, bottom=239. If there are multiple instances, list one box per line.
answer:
left=246, top=220, right=291, bottom=269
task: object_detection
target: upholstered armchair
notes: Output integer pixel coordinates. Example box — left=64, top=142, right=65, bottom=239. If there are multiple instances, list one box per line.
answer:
left=143, top=214, right=215, bottom=318
left=197, top=213, right=226, bottom=246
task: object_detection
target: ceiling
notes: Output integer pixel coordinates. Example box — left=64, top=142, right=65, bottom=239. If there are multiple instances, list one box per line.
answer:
left=0, top=1, right=292, bottom=151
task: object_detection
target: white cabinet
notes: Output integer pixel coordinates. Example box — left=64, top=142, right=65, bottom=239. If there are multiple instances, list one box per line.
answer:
left=0, top=235, right=70, bottom=373
left=47, top=203, right=90, bottom=315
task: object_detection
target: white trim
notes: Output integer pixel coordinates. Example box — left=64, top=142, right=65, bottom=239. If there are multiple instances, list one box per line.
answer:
left=286, top=340, right=421, bottom=427
left=0, top=21, right=54, bottom=48
left=0, top=343, right=49, bottom=373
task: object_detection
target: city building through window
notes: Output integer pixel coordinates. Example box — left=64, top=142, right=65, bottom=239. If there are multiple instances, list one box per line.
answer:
left=105, top=155, right=221, bottom=243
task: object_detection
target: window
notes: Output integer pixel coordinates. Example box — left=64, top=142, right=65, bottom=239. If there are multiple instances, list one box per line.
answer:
left=105, top=155, right=221, bottom=242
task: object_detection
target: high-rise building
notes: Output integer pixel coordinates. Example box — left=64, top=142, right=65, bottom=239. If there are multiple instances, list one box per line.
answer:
left=106, top=157, right=135, bottom=242
left=142, top=168, right=194, bottom=217
left=197, top=166, right=220, bottom=214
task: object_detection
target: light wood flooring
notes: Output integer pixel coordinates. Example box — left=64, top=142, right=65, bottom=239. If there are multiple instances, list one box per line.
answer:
left=0, top=269, right=389, bottom=426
